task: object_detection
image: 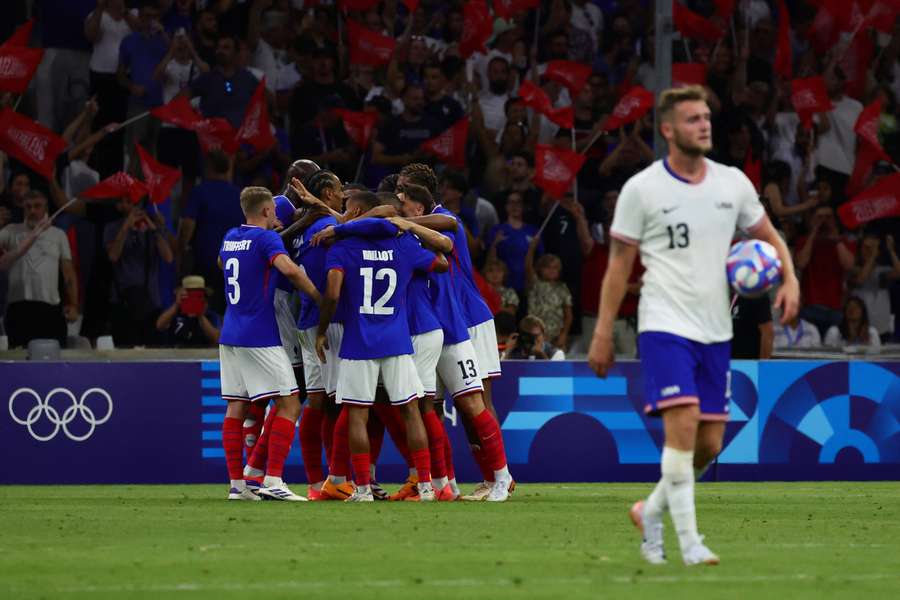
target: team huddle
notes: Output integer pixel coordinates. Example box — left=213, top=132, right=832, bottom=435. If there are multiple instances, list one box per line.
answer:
left=217, top=160, right=512, bottom=504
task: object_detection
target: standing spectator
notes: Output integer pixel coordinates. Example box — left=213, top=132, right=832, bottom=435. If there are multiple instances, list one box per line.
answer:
left=814, top=64, right=863, bottom=204
left=291, top=97, right=356, bottom=183
left=0, top=172, right=31, bottom=226
left=525, top=239, right=573, bottom=351
left=850, top=233, right=900, bottom=343
left=795, top=205, right=856, bottom=336
left=485, top=190, right=541, bottom=295
left=84, top=0, right=133, bottom=177
left=570, top=0, right=604, bottom=53
left=187, top=35, right=259, bottom=128
left=104, top=198, right=175, bottom=347
left=371, top=85, right=440, bottom=173
left=192, top=9, right=219, bottom=67
left=177, top=151, right=242, bottom=315
left=155, top=275, right=221, bottom=347
left=423, top=61, right=464, bottom=131
left=731, top=295, right=774, bottom=359
left=477, top=56, right=513, bottom=137
left=161, top=0, right=195, bottom=36
left=824, top=296, right=882, bottom=351
left=288, top=47, right=359, bottom=133
left=248, top=6, right=289, bottom=93
left=0, top=191, right=79, bottom=348
left=493, top=151, right=542, bottom=225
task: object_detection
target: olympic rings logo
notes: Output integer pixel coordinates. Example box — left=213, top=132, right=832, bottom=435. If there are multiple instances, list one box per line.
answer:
left=9, top=388, right=113, bottom=442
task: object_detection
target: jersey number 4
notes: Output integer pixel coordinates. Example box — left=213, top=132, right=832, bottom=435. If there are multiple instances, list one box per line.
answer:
left=359, top=267, right=397, bottom=315
left=666, top=223, right=690, bottom=249
left=225, top=258, right=240, bottom=304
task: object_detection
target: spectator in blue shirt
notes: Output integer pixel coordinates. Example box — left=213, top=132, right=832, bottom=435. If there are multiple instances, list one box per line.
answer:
left=486, top=190, right=542, bottom=294
left=186, top=35, right=259, bottom=128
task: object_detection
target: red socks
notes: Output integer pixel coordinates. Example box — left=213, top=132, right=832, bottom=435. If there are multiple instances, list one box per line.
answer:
left=472, top=409, right=507, bottom=473
left=322, top=409, right=337, bottom=468
left=443, top=434, right=456, bottom=481
left=266, top=416, right=296, bottom=479
left=368, top=414, right=386, bottom=464
left=330, top=408, right=351, bottom=478
left=247, top=407, right=277, bottom=472
left=373, top=403, right=411, bottom=465
left=299, top=405, right=325, bottom=483
left=222, top=417, right=244, bottom=481
left=411, top=447, right=431, bottom=483
left=242, top=403, right=266, bottom=456
left=351, top=453, right=371, bottom=486
left=422, top=411, right=447, bottom=479
left=473, top=446, right=495, bottom=482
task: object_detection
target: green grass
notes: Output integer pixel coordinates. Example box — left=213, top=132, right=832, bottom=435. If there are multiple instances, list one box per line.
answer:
left=1, top=483, right=899, bottom=599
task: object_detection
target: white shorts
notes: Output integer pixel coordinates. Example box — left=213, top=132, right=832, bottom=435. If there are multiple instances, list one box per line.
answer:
left=219, top=344, right=299, bottom=402
left=298, top=323, right=343, bottom=395
left=336, top=354, right=424, bottom=406
left=468, top=319, right=502, bottom=379
left=437, top=339, right=484, bottom=399
left=274, top=288, right=301, bottom=367
left=412, top=329, right=443, bottom=395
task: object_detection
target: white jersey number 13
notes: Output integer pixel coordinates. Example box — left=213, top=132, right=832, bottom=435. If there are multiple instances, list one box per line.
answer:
left=359, top=267, right=396, bottom=315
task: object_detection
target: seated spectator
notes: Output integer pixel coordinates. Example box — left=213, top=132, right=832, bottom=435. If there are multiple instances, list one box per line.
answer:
left=481, top=258, right=519, bottom=316
left=502, top=315, right=565, bottom=360
left=525, top=240, right=573, bottom=350
left=156, top=275, right=221, bottom=347
left=849, top=233, right=900, bottom=343
left=104, top=198, right=175, bottom=347
left=773, top=303, right=823, bottom=350
left=731, top=295, right=774, bottom=359
left=486, top=190, right=541, bottom=294
left=0, top=191, right=79, bottom=348
left=824, top=296, right=881, bottom=351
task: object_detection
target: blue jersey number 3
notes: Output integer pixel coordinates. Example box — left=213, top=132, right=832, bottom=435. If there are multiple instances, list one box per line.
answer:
left=225, top=258, right=241, bottom=304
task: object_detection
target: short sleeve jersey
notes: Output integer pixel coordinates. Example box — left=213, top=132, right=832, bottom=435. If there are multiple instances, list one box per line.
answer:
left=292, top=215, right=339, bottom=330
left=218, top=225, right=288, bottom=347
left=610, top=159, right=766, bottom=343
left=433, top=205, right=493, bottom=328
left=325, top=234, right=437, bottom=360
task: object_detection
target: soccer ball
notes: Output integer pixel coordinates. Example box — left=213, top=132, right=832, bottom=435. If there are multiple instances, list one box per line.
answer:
left=726, top=239, right=782, bottom=297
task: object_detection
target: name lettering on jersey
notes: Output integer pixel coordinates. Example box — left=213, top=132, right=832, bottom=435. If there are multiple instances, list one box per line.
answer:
left=222, top=240, right=253, bottom=251
left=362, top=249, right=394, bottom=261
left=660, top=385, right=681, bottom=397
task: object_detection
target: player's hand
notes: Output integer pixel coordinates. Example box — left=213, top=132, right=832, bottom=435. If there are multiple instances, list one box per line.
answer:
left=387, top=216, right=412, bottom=232
left=774, top=275, right=800, bottom=325
left=63, top=304, right=80, bottom=323
left=315, top=333, right=329, bottom=363
left=311, top=225, right=335, bottom=246
left=587, top=333, right=615, bottom=378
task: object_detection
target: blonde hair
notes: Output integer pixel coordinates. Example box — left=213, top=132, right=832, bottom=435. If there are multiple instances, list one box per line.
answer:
left=520, top=315, right=547, bottom=335
left=240, top=186, right=273, bottom=217
left=657, top=85, right=708, bottom=123
left=535, top=253, right=561, bottom=278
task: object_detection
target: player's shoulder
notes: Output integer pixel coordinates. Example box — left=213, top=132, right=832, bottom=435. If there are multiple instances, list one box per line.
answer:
left=222, top=225, right=244, bottom=241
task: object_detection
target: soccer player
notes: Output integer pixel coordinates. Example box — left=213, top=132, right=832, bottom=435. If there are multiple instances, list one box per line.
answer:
left=587, top=86, right=799, bottom=564
left=218, top=186, right=321, bottom=502
left=315, top=191, right=445, bottom=502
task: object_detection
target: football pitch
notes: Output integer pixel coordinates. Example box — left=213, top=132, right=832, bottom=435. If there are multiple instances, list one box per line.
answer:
left=1, top=483, right=898, bottom=599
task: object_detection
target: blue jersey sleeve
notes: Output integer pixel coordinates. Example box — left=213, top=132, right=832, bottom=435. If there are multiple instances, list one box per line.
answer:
left=400, top=233, right=439, bottom=273
left=335, top=218, right=399, bottom=240
left=259, top=229, right=288, bottom=264
left=273, top=195, right=295, bottom=227
left=324, top=242, right=348, bottom=273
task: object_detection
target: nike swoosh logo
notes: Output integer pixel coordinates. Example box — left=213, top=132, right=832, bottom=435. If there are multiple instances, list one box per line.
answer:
left=464, top=379, right=476, bottom=386
left=662, top=206, right=677, bottom=214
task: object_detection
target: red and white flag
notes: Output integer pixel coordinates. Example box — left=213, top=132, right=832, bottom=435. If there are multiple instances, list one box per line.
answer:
left=673, top=2, right=725, bottom=42
left=81, top=172, right=148, bottom=203
left=151, top=95, right=203, bottom=130
left=346, top=20, right=396, bottom=67
left=533, top=144, right=586, bottom=199
left=493, top=0, right=540, bottom=20
left=838, top=173, right=900, bottom=229
left=0, top=108, right=66, bottom=179
left=847, top=98, right=895, bottom=195
left=790, top=77, right=833, bottom=129
left=839, top=31, right=874, bottom=100
left=1, top=19, right=34, bottom=48
left=194, top=117, right=238, bottom=154
left=0, top=45, right=43, bottom=94
left=672, top=63, right=707, bottom=87
left=774, top=0, right=793, bottom=79
left=331, top=108, right=378, bottom=149
left=601, top=86, right=654, bottom=131
left=460, top=0, right=492, bottom=58
left=854, top=98, right=892, bottom=162
left=544, top=60, right=593, bottom=95
left=518, top=80, right=574, bottom=129
left=236, top=78, right=276, bottom=153
left=421, top=118, right=469, bottom=168
left=806, top=0, right=842, bottom=53
left=136, top=144, right=181, bottom=205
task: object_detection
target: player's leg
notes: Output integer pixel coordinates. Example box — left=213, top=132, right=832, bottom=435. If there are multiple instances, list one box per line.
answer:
left=694, top=422, right=725, bottom=480
left=337, top=357, right=379, bottom=502
left=367, top=411, right=389, bottom=500
left=242, top=401, right=266, bottom=461
left=243, top=400, right=275, bottom=486
left=433, top=387, right=460, bottom=498
left=298, top=326, right=328, bottom=496
left=219, top=345, right=259, bottom=501
left=413, top=330, right=453, bottom=499
left=347, top=405, right=372, bottom=499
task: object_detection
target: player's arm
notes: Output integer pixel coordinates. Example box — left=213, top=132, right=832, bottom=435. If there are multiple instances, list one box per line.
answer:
left=405, top=214, right=458, bottom=232
left=430, top=253, right=449, bottom=273
left=272, top=254, right=321, bottom=304
left=288, top=177, right=343, bottom=219
left=749, top=215, right=799, bottom=324
left=588, top=238, right=639, bottom=377
left=280, top=205, right=329, bottom=241
left=316, top=269, right=344, bottom=362
left=389, top=217, right=453, bottom=254
left=335, top=218, right=400, bottom=239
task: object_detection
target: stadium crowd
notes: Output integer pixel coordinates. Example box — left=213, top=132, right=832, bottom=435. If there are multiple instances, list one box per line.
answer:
left=0, top=0, right=898, bottom=359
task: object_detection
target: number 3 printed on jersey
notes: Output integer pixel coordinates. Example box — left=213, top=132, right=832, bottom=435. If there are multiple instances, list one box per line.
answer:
left=225, top=257, right=240, bottom=304
left=360, top=267, right=397, bottom=315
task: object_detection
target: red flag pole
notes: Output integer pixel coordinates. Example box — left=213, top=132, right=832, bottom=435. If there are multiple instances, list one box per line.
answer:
left=118, top=110, right=151, bottom=130
left=49, top=197, right=79, bottom=221
left=536, top=199, right=560, bottom=238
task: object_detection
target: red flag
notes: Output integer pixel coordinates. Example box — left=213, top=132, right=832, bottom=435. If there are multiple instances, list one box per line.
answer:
left=493, top=0, right=540, bottom=20
left=838, top=173, right=900, bottom=229
left=194, top=118, right=238, bottom=154
left=336, top=0, right=380, bottom=11
left=774, top=0, right=793, bottom=79
left=460, top=0, right=492, bottom=58
left=790, top=77, right=833, bottom=129
left=601, top=86, right=654, bottom=131
left=346, top=20, right=396, bottom=67
left=673, top=2, right=725, bottom=42
left=0, top=108, right=66, bottom=179
left=839, top=31, right=874, bottom=100
left=151, top=95, right=203, bottom=130
left=517, top=80, right=574, bottom=128
left=806, top=0, right=841, bottom=54
left=533, top=144, right=586, bottom=199
left=331, top=108, right=378, bottom=149
left=672, top=63, right=707, bottom=87
left=2, top=19, right=34, bottom=48
left=136, top=144, right=181, bottom=205
left=744, top=147, right=762, bottom=192
left=544, top=61, right=593, bottom=94
left=854, top=98, right=892, bottom=163
left=420, top=118, right=469, bottom=168
left=847, top=143, right=884, bottom=196
left=0, top=45, right=43, bottom=94
left=860, top=1, right=900, bottom=33
left=712, top=0, right=737, bottom=19
left=81, top=172, right=148, bottom=203
left=236, top=78, right=276, bottom=153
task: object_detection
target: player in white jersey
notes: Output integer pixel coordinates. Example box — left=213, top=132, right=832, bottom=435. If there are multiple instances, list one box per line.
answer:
left=588, top=86, right=799, bottom=565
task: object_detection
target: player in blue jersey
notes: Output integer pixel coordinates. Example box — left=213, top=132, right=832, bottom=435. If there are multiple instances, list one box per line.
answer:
left=217, top=186, right=320, bottom=502
left=315, top=191, right=446, bottom=502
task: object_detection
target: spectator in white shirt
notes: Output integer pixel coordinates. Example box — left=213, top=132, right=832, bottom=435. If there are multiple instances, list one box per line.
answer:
left=824, top=296, right=882, bottom=351
left=773, top=310, right=823, bottom=350
left=477, top=56, right=513, bottom=137
left=814, top=64, right=863, bottom=203
left=849, top=233, right=900, bottom=341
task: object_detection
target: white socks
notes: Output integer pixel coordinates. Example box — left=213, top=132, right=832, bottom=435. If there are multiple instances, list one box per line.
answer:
left=434, top=476, right=449, bottom=490
left=330, top=475, right=347, bottom=484
left=494, top=465, right=511, bottom=481
left=661, top=447, right=701, bottom=552
left=263, top=475, right=284, bottom=488
left=449, top=478, right=460, bottom=495
left=243, top=465, right=264, bottom=478
left=230, top=479, right=246, bottom=491
left=417, top=481, right=434, bottom=494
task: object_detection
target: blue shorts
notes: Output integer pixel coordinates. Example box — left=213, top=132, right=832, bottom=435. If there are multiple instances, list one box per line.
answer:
left=638, top=331, right=731, bottom=422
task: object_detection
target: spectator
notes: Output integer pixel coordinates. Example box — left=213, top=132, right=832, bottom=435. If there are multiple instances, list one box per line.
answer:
left=493, top=151, right=542, bottom=225
left=814, top=64, right=863, bottom=204
left=161, top=0, right=194, bottom=36
left=493, top=310, right=517, bottom=355
left=486, top=190, right=541, bottom=294
left=824, top=296, right=882, bottom=351
left=289, top=47, right=359, bottom=133
left=481, top=258, right=519, bottom=316
left=525, top=239, right=573, bottom=350
left=502, top=315, right=565, bottom=360
left=156, top=275, right=221, bottom=347
left=423, top=61, right=465, bottom=131
left=248, top=6, right=289, bottom=93
left=0, top=172, right=31, bottom=226
left=104, top=198, right=175, bottom=347
left=570, top=0, right=604, bottom=53
left=192, top=9, right=219, bottom=67
left=850, top=233, right=900, bottom=343
left=372, top=84, right=440, bottom=173
left=0, top=191, right=79, bottom=348
left=774, top=302, right=823, bottom=350
left=795, top=204, right=856, bottom=336
left=188, top=35, right=259, bottom=128
left=177, top=150, right=243, bottom=315
left=477, top=56, right=513, bottom=137
left=291, top=96, right=356, bottom=183
left=731, top=295, right=774, bottom=359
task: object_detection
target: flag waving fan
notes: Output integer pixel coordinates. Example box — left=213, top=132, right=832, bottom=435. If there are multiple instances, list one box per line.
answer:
left=518, top=80, right=574, bottom=129
left=81, top=172, right=148, bottom=204
left=136, top=144, right=181, bottom=205
left=331, top=109, right=378, bottom=150
left=838, top=173, right=900, bottom=229
left=790, top=77, right=833, bottom=129
left=0, top=108, right=67, bottom=179
left=420, top=118, right=469, bottom=168
left=544, top=61, right=592, bottom=94
left=346, top=20, right=396, bottom=67
left=601, top=86, right=654, bottom=131
left=235, top=78, right=276, bottom=153
left=0, top=45, right=43, bottom=94
left=533, top=144, right=586, bottom=199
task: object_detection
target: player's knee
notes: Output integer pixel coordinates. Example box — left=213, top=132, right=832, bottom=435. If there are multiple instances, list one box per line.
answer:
left=454, top=393, right=485, bottom=418
left=697, top=436, right=723, bottom=462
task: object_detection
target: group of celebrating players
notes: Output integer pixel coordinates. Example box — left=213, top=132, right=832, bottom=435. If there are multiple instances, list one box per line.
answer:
left=216, top=158, right=513, bottom=504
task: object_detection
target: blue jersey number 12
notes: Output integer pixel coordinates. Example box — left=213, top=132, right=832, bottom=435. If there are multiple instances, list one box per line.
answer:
left=359, top=267, right=396, bottom=315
